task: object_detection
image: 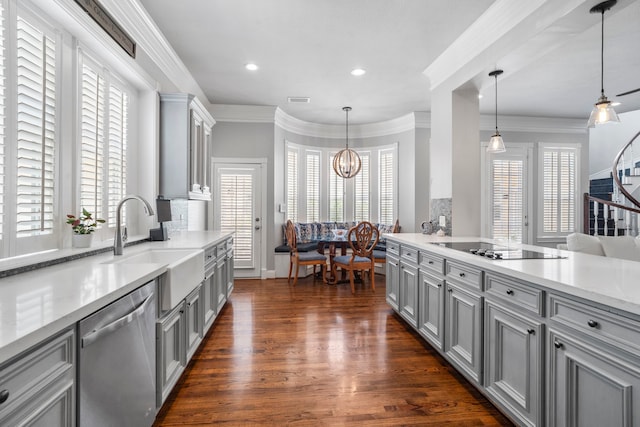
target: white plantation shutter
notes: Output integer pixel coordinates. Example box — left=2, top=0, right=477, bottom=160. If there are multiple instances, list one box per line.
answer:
left=107, top=83, right=127, bottom=227
left=306, top=151, right=319, bottom=222
left=354, top=153, right=370, bottom=221
left=491, top=159, right=523, bottom=242
left=286, top=147, right=298, bottom=222
left=79, top=53, right=130, bottom=230
left=79, top=61, right=104, bottom=221
left=219, top=173, right=253, bottom=265
left=15, top=16, right=56, bottom=239
left=379, top=150, right=394, bottom=224
left=540, top=145, right=578, bottom=236
left=328, top=154, right=344, bottom=222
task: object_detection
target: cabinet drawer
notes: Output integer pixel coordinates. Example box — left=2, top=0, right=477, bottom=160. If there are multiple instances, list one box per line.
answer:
left=549, top=294, right=640, bottom=354
left=386, top=241, right=400, bottom=256
left=0, top=328, right=74, bottom=415
left=445, top=260, right=482, bottom=291
left=216, top=241, right=227, bottom=260
left=485, top=273, right=544, bottom=316
left=400, top=246, right=419, bottom=265
left=419, top=251, right=444, bottom=276
left=204, top=245, right=216, bottom=268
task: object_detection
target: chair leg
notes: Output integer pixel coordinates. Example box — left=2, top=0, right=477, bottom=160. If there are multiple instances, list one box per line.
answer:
left=349, top=270, right=355, bottom=294
left=370, top=267, right=375, bottom=292
left=288, top=259, right=293, bottom=283
left=321, top=264, right=327, bottom=283
left=293, top=263, right=299, bottom=286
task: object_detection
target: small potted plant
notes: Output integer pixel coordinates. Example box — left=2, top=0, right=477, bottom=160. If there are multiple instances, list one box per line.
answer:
left=66, top=208, right=105, bottom=248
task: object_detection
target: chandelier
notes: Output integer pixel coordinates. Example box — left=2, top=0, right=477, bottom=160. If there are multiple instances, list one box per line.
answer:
left=333, top=106, right=362, bottom=179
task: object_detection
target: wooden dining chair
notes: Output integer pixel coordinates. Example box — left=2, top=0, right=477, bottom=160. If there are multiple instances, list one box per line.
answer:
left=286, top=220, right=327, bottom=285
left=331, top=221, right=380, bottom=294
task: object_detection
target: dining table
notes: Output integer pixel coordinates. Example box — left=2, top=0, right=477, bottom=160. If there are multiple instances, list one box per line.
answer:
left=316, top=237, right=360, bottom=285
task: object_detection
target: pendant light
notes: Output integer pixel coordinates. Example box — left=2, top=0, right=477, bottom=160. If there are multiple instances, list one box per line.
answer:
left=333, top=106, right=362, bottom=178
left=487, top=69, right=506, bottom=153
left=587, top=0, right=620, bottom=128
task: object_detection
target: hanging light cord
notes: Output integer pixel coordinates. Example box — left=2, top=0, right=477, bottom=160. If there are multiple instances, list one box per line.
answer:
left=599, top=9, right=605, bottom=97
left=494, top=73, right=499, bottom=134
left=345, top=107, right=350, bottom=148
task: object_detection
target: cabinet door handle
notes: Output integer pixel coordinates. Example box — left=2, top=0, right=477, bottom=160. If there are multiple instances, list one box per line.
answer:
left=0, top=389, right=9, bottom=404
left=506, top=289, right=514, bottom=295
left=527, top=329, right=535, bottom=335
left=459, top=272, right=466, bottom=278
left=437, top=283, right=442, bottom=288
left=587, top=320, right=599, bottom=328
left=553, top=341, right=563, bottom=349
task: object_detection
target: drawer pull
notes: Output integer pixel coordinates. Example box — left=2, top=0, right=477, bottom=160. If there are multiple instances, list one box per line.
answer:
left=587, top=320, right=599, bottom=328
left=459, top=272, right=466, bottom=278
left=447, top=288, right=453, bottom=293
left=527, top=329, right=535, bottom=335
left=437, top=283, right=442, bottom=288
left=554, top=341, right=563, bottom=349
left=428, top=260, right=434, bottom=265
left=506, top=289, right=514, bottom=295
left=0, top=389, right=9, bottom=404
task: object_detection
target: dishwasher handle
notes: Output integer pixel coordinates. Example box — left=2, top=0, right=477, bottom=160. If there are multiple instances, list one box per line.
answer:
left=81, top=293, right=153, bottom=348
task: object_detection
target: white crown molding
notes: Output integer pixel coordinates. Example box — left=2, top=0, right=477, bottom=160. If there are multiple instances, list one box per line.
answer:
left=414, top=112, right=431, bottom=129
left=275, top=108, right=419, bottom=139
left=210, top=105, right=277, bottom=123
left=98, top=0, right=209, bottom=104
left=480, top=115, right=587, bottom=134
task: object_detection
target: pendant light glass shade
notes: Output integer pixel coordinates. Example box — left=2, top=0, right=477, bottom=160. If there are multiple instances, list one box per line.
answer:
left=487, top=70, right=506, bottom=153
left=333, top=106, right=361, bottom=178
left=587, top=0, right=619, bottom=128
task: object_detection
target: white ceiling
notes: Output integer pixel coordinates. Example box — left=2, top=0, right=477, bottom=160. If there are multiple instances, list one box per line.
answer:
left=137, top=0, right=640, bottom=125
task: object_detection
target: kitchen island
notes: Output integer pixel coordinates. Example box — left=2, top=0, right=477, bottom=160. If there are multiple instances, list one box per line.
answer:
left=385, top=233, right=640, bottom=427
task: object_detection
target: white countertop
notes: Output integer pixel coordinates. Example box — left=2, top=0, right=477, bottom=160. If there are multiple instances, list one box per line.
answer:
left=386, top=234, right=640, bottom=319
left=0, top=231, right=232, bottom=363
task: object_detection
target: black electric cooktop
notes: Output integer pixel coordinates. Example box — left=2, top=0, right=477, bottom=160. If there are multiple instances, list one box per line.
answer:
left=431, top=241, right=565, bottom=260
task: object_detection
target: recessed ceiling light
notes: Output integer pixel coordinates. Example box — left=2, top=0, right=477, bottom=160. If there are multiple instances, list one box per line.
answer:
left=245, top=63, right=259, bottom=71
left=351, top=68, right=366, bottom=76
left=478, top=94, right=483, bottom=99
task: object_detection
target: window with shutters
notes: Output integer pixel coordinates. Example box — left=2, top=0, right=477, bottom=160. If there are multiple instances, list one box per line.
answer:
left=328, top=153, right=344, bottom=222
left=306, top=151, right=320, bottom=222
left=286, top=147, right=298, bottom=222
left=379, top=149, right=395, bottom=224
left=354, top=152, right=370, bottom=222
left=79, top=51, right=130, bottom=234
left=491, top=158, right=524, bottom=242
left=0, top=1, right=5, bottom=245
left=285, top=141, right=396, bottom=224
left=219, top=172, right=253, bottom=266
left=14, top=12, right=58, bottom=255
left=538, top=143, right=580, bottom=238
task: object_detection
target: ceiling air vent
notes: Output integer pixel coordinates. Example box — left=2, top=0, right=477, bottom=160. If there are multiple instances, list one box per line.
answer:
left=287, top=97, right=310, bottom=103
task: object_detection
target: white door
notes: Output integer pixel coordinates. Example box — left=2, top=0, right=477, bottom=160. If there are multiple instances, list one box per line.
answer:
left=482, top=144, right=533, bottom=244
left=213, top=161, right=264, bottom=278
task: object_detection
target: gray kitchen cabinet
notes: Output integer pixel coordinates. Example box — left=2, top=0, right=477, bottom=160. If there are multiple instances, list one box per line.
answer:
left=215, top=250, right=227, bottom=313
left=159, top=93, right=215, bottom=200
left=156, top=301, right=186, bottom=407
left=185, top=285, right=203, bottom=361
left=0, top=328, right=75, bottom=426
left=445, top=279, right=483, bottom=384
left=547, top=327, right=640, bottom=427
left=417, top=270, right=445, bottom=350
left=399, top=245, right=419, bottom=328
left=202, top=245, right=218, bottom=333
left=385, top=252, right=400, bottom=311
left=225, top=238, right=234, bottom=297
left=484, top=300, right=543, bottom=427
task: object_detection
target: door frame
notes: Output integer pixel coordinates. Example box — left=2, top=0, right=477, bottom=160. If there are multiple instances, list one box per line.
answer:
left=480, top=142, right=534, bottom=244
left=210, top=157, right=267, bottom=278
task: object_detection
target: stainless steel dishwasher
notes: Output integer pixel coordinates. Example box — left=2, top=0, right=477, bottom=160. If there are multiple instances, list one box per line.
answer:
left=78, top=280, right=156, bottom=427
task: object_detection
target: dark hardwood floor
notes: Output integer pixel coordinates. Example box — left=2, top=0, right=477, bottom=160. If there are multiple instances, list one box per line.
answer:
left=154, top=276, right=514, bottom=426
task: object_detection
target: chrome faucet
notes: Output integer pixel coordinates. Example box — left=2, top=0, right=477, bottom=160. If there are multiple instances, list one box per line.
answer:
left=114, top=195, right=155, bottom=255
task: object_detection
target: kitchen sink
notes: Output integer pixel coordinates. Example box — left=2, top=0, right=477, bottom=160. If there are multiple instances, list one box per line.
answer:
left=104, top=249, right=205, bottom=310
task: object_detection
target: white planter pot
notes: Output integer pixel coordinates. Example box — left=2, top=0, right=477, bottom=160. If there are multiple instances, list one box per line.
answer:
left=72, top=233, right=93, bottom=248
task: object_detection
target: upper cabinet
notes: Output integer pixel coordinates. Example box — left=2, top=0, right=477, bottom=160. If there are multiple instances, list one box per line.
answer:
left=159, top=93, right=215, bottom=200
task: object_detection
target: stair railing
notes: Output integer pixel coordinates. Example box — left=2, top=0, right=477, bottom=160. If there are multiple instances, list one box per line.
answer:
left=584, top=193, right=640, bottom=236
left=612, top=130, right=640, bottom=210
